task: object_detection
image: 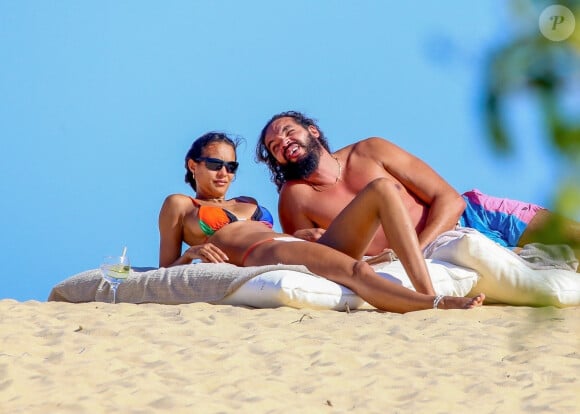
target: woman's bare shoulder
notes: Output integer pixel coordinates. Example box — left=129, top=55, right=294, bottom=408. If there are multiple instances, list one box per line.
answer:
left=163, top=193, right=192, bottom=203
left=160, top=193, right=194, bottom=212
left=158, top=194, right=194, bottom=229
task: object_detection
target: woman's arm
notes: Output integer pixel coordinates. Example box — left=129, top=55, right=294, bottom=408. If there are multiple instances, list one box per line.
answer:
left=158, top=195, right=189, bottom=267
left=158, top=194, right=230, bottom=267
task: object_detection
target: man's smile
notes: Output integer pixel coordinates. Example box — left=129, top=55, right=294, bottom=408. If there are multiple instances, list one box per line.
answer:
left=284, top=143, right=301, bottom=161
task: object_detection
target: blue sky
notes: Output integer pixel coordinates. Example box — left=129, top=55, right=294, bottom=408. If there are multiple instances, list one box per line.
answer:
left=0, top=1, right=571, bottom=301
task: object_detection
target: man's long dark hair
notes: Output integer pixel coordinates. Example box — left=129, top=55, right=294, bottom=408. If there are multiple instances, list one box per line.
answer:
left=256, top=111, right=331, bottom=192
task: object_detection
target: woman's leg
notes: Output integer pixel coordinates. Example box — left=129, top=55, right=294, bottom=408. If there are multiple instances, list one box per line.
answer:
left=244, top=239, right=485, bottom=313
left=317, top=178, right=436, bottom=295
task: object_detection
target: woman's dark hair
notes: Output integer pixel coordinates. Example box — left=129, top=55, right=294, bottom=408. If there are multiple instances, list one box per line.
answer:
left=255, top=111, right=331, bottom=192
left=184, top=132, right=241, bottom=191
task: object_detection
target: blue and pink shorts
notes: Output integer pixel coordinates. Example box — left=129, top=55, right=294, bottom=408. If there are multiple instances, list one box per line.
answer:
left=459, top=189, right=546, bottom=247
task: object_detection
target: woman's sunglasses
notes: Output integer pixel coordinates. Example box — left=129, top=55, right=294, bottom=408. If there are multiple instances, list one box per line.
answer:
left=196, top=157, right=239, bottom=174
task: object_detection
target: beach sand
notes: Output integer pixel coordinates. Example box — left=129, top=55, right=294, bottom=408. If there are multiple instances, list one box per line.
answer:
left=1, top=299, right=578, bottom=413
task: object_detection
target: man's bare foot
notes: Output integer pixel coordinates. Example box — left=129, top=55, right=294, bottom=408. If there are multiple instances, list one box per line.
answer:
left=438, top=293, right=485, bottom=309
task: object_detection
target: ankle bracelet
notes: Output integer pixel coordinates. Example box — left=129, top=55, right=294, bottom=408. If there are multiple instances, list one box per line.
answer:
left=433, top=295, right=444, bottom=309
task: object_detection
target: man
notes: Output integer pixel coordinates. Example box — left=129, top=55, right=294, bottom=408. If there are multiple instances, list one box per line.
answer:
left=256, top=110, right=580, bottom=265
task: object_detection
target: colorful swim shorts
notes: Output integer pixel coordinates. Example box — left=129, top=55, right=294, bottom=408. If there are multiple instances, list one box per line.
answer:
left=459, top=189, right=545, bottom=247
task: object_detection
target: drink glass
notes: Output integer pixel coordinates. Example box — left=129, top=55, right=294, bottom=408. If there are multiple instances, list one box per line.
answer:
left=100, top=254, right=131, bottom=304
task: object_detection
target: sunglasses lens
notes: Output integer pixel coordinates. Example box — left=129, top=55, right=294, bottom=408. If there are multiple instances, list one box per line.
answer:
left=226, top=162, right=239, bottom=173
left=204, top=160, right=223, bottom=171
left=199, top=158, right=238, bottom=173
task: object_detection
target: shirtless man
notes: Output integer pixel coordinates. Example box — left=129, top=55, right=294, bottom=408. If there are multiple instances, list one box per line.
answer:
left=256, top=111, right=580, bottom=264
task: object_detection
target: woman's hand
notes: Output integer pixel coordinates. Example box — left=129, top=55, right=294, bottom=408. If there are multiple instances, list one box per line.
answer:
left=184, top=243, right=230, bottom=263
left=293, top=228, right=326, bottom=242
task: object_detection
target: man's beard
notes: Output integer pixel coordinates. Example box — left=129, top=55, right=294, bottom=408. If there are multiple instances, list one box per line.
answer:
left=279, top=134, right=322, bottom=181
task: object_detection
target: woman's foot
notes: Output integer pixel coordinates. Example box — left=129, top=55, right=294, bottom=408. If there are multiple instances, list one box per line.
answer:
left=437, top=293, right=485, bottom=309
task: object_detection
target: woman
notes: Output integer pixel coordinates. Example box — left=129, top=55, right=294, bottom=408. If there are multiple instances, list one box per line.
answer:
left=158, top=132, right=485, bottom=313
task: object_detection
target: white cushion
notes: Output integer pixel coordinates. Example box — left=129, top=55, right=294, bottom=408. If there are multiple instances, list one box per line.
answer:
left=371, top=259, right=479, bottom=297
left=218, top=259, right=479, bottom=310
left=219, top=270, right=368, bottom=310
left=427, top=231, right=580, bottom=307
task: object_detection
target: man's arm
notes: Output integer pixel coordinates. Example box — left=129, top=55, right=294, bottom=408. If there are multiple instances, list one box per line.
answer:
left=416, top=191, right=465, bottom=250
left=278, top=184, right=318, bottom=237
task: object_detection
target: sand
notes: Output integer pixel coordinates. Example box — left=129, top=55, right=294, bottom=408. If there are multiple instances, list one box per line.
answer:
left=1, top=299, right=579, bottom=413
